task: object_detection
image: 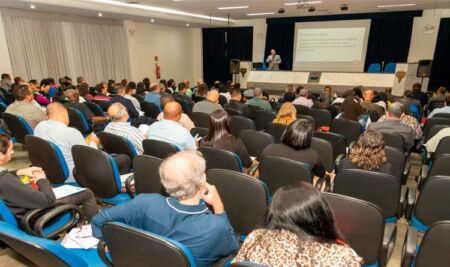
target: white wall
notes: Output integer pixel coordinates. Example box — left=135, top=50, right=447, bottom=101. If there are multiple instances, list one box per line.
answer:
left=0, top=11, right=13, bottom=76
left=126, top=20, right=202, bottom=85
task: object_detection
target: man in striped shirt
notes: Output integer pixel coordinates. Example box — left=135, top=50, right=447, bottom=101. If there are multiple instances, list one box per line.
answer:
left=104, top=103, right=145, bottom=155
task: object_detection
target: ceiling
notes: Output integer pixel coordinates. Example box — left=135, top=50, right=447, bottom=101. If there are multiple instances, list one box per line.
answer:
left=1, top=0, right=450, bottom=27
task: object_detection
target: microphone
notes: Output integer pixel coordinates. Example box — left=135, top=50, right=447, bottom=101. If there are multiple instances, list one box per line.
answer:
left=381, top=61, right=385, bottom=72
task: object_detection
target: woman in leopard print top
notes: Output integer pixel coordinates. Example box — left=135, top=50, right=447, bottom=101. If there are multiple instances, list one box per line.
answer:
left=233, top=182, right=363, bottom=267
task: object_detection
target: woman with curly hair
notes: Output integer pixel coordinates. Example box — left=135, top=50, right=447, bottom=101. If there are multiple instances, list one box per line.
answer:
left=338, top=129, right=391, bottom=175
left=273, top=102, right=297, bottom=125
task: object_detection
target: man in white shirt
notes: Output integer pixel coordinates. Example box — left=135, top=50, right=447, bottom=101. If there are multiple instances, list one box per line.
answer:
left=147, top=102, right=196, bottom=151
left=34, top=103, right=131, bottom=182
left=105, top=103, right=145, bottom=155
left=425, top=127, right=450, bottom=153
left=292, top=88, right=313, bottom=108
left=124, top=84, right=144, bottom=116
left=428, top=96, right=450, bottom=118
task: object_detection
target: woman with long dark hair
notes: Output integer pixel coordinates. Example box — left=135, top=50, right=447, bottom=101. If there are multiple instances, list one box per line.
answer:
left=335, top=96, right=371, bottom=130
left=200, top=110, right=252, bottom=168
left=233, top=182, right=362, bottom=266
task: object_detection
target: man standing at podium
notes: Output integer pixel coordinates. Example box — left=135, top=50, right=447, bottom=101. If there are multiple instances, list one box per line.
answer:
left=266, top=49, right=282, bottom=71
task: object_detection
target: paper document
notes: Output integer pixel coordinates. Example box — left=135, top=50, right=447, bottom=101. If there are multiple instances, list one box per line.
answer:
left=52, top=185, right=86, bottom=200
left=250, top=156, right=257, bottom=161
left=61, top=225, right=99, bottom=249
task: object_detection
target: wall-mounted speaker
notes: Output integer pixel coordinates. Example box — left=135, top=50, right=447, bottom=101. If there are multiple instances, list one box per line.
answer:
left=230, top=59, right=240, bottom=74
left=417, top=60, right=433, bottom=78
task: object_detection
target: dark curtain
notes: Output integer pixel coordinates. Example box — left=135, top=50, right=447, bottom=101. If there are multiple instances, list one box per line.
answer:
left=264, top=22, right=295, bottom=70
left=364, top=17, right=414, bottom=71
left=202, top=27, right=253, bottom=85
left=429, top=18, right=450, bottom=91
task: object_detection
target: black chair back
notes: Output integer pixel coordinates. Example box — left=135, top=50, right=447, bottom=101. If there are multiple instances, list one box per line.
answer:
left=309, top=108, right=332, bottom=128
left=25, top=135, right=68, bottom=184
left=97, top=132, right=137, bottom=160
left=72, top=145, right=121, bottom=198
left=330, top=119, right=361, bottom=146
left=189, top=112, right=210, bottom=128
left=253, top=110, right=275, bottom=131
left=259, top=156, right=312, bottom=195
left=239, top=130, right=274, bottom=159
left=324, top=193, right=384, bottom=265
left=91, top=100, right=110, bottom=111
left=333, top=169, right=401, bottom=219
left=67, top=108, right=90, bottom=135
left=422, top=117, right=450, bottom=139
left=141, top=102, right=160, bottom=119
left=433, top=136, right=450, bottom=159
left=190, top=127, right=209, bottom=138
left=382, top=132, right=405, bottom=152
left=311, top=137, right=334, bottom=172
left=225, top=108, right=241, bottom=116
left=84, top=102, right=104, bottom=116
left=429, top=154, right=450, bottom=177
left=265, top=123, right=287, bottom=143
left=414, top=221, right=450, bottom=267
left=102, top=222, right=195, bottom=267
left=384, top=146, right=406, bottom=183
left=434, top=113, right=450, bottom=119
left=428, top=100, right=445, bottom=112
left=424, top=124, right=448, bottom=143
left=198, top=147, right=242, bottom=172
left=246, top=105, right=262, bottom=119
left=230, top=116, right=254, bottom=137
left=143, top=139, right=179, bottom=159
left=363, top=108, right=379, bottom=122
left=312, top=131, right=346, bottom=160
left=133, top=155, right=165, bottom=195
left=415, top=176, right=450, bottom=229
left=294, top=104, right=310, bottom=115
left=3, top=113, right=33, bottom=144
left=207, top=169, right=268, bottom=236
left=175, top=99, right=192, bottom=115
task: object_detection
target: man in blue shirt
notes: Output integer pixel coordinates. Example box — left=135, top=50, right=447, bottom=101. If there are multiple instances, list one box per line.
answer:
left=91, top=151, right=239, bottom=267
left=428, top=95, right=450, bottom=118
left=146, top=101, right=197, bottom=151
left=144, top=83, right=162, bottom=111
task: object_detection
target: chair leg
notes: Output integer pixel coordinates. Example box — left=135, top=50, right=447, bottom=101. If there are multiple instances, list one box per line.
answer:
left=381, top=223, right=397, bottom=267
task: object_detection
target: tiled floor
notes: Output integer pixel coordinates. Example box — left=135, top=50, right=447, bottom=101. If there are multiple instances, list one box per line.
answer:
left=0, top=144, right=421, bottom=267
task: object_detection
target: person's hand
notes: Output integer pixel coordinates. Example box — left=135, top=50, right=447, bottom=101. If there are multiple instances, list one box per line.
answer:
left=88, top=134, right=100, bottom=145
left=326, top=171, right=336, bottom=181
left=17, top=167, right=42, bottom=177
left=203, top=183, right=225, bottom=214
left=30, top=169, right=47, bottom=182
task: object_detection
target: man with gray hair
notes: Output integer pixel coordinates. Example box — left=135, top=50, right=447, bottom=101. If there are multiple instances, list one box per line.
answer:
left=369, top=102, right=415, bottom=150
left=104, top=103, right=145, bottom=154
left=91, top=151, right=239, bottom=266
left=192, top=89, right=224, bottom=114
left=247, top=87, right=272, bottom=110
left=292, top=88, right=313, bottom=108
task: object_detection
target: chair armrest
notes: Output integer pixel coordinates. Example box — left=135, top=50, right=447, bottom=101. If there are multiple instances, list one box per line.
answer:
left=405, top=186, right=417, bottom=220
left=21, top=208, right=51, bottom=235
left=401, top=227, right=418, bottom=267
left=399, top=185, right=408, bottom=218
left=213, top=255, right=235, bottom=267
left=418, top=164, right=429, bottom=186
left=381, top=223, right=397, bottom=267
left=248, top=162, right=260, bottom=178
left=97, top=241, right=113, bottom=267
left=334, top=153, right=345, bottom=171
left=33, top=204, right=84, bottom=239
left=125, top=175, right=135, bottom=199
left=403, top=155, right=411, bottom=183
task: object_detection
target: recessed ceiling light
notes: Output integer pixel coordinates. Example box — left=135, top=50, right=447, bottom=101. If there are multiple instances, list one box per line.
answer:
left=150, top=19, right=155, bottom=23
left=217, top=6, right=249, bottom=10
left=91, top=0, right=230, bottom=22
left=284, top=1, right=322, bottom=6
left=30, top=4, right=36, bottom=9
left=186, top=23, right=190, bottom=27
left=247, top=12, right=275, bottom=16
left=98, top=12, right=103, bottom=16
left=377, top=3, right=417, bottom=8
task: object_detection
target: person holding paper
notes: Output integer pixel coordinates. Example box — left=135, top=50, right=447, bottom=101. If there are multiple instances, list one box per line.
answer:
left=91, top=151, right=239, bottom=267
left=0, top=134, right=98, bottom=221
left=266, top=49, right=282, bottom=71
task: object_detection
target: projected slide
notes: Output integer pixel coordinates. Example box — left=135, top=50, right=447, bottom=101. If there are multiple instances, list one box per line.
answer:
left=292, top=20, right=371, bottom=72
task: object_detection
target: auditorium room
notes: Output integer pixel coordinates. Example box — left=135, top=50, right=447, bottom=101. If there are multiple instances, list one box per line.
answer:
left=1, top=0, right=450, bottom=266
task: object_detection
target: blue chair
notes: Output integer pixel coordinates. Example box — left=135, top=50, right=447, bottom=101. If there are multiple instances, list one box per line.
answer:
left=0, top=199, right=82, bottom=239
left=368, top=63, right=381, bottom=73
left=98, top=222, right=196, bottom=267
left=72, top=145, right=131, bottom=205
left=67, top=108, right=91, bottom=136
left=84, top=101, right=105, bottom=117
left=25, top=135, right=72, bottom=185
left=97, top=132, right=138, bottom=162
left=0, top=222, right=103, bottom=267
left=2, top=113, right=33, bottom=144
left=384, top=63, right=396, bottom=73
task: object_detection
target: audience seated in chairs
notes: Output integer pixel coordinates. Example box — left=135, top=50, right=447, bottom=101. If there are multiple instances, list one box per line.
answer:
left=193, top=89, right=224, bottom=114
left=292, top=88, right=313, bottom=108
left=76, top=83, right=92, bottom=102
left=200, top=110, right=252, bottom=169
left=124, top=83, right=143, bottom=115
left=369, top=102, right=415, bottom=150
left=361, top=89, right=385, bottom=117
left=277, top=84, right=295, bottom=104
left=34, top=103, right=131, bottom=182
left=273, top=102, right=297, bottom=126
left=175, top=82, right=194, bottom=108
left=0, top=134, right=98, bottom=221
left=232, top=182, right=362, bottom=266
left=428, top=95, right=450, bottom=118
left=104, top=103, right=145, bottom=155
left=224, top=88, right=250, bottom=117
left=147, top=101, right=196, bottom=151
left=157, top=94, right=195, bottom=131
left=411, top=82, right=427, bottom=107
left=144, top=83, right=162, bottom=111
left=192, top=83, right=208, bottom=103
left=425, top=126, right=450, bottom=153
left=64, top=89, right=108, bottom=123
left=109, top=84, right=141, bottom=121
left=93, top=81, right=111, bottom=101
left=1, top=73, right=13, bottom=91
left=261, top=119, right=326, bottom=179
left=377, top=109, right=423, bottom=140
left=91, top=151, right=239, bottom=266
left=338, top=129, right=392, bottom=176
left=247, top=88, right=272, bottom=111
left=335, top=96, right=371, bottom=131
left=32, top=79, right=50, bottom=106
left=5, top=84, right=47, bottom=129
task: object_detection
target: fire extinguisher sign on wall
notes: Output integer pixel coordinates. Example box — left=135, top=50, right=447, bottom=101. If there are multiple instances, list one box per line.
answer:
left=154, top=56, right=161, bottom=79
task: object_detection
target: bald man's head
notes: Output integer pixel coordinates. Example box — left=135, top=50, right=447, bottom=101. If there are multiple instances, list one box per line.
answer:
left=47, top=102, right=69, bottom=125
left=163, top=101, right=182, bottom=121
left=108, top=103, right=128, bottom=122
left=207, top=90, right=220, bottom=104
